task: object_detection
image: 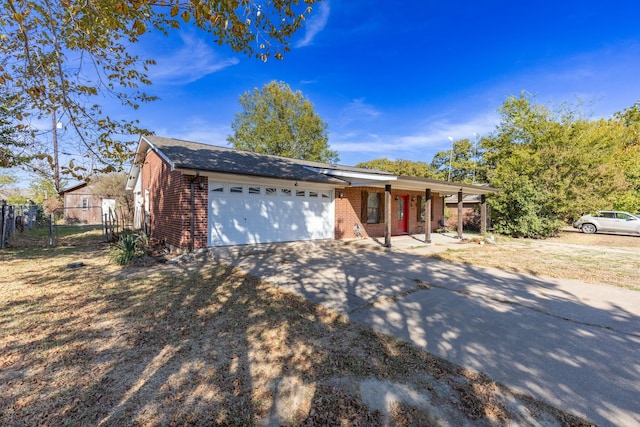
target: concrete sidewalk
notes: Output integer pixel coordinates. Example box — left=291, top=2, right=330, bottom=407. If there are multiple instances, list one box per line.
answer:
left=213, top=238, right=640, bottom=426
left=341, top=231, right=487, bottom=255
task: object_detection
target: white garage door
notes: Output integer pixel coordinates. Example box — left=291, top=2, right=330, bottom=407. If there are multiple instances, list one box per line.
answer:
left=208, top=179, right=335, bottom=246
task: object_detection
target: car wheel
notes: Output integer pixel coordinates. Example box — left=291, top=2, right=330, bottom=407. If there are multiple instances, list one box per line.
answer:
left=581, top=223, right=597, bottom=234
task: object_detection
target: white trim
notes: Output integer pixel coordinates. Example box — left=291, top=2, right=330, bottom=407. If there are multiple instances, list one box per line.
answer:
left=125, top=164, right=140, bottom=191
left=394, top=178, right=497, bottom=195
left=306, top=167, right=396, bottom=182
left=141, top=135, right=175, bottom=170
left=344, top=179, right=395, bottom=188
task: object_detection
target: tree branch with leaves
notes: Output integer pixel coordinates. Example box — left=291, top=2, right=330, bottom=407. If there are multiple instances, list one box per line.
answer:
left=1, top=0, right=323, bottom=184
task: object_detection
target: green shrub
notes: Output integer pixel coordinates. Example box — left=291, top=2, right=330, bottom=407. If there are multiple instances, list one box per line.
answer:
left=489, top=175, right=564, bottom=238
left=111, top=232, right=147, bottom=265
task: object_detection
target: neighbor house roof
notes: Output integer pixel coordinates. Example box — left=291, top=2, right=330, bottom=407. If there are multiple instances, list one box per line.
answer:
left=445, top=193, right=483, bottom=204
left=58, top=182, right=88, bottom=195
left=126, top=135, right=499, bottom=196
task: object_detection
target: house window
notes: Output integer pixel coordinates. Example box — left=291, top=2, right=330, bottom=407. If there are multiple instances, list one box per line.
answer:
left=367, top=192, right=381, bottom=224
left=280, top=188, right=292, bottom=196
left=229, top=186, right=243, bottom=194
left=211, top=185, right=224, bottom=193
left=320, top=191, right=330, bottom=199
left=266, top=187, right=277, bottom=196
left=82, top=198, right=89, bottom=210
left=295, top=190, right=305, bottom=197
left=248, top=187, right=261, bottom=195
left=309, top=191, right=318, bottom=198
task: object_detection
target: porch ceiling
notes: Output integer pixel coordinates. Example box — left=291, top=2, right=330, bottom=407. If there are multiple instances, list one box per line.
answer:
left=395, top=177, right=498, bottom=195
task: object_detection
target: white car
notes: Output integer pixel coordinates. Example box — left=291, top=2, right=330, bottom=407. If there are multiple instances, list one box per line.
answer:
left=573, top=210, right=640, bottom=235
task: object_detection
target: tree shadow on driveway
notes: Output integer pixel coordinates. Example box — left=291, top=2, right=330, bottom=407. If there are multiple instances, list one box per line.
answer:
left=222, top=242, right=640, bottom=427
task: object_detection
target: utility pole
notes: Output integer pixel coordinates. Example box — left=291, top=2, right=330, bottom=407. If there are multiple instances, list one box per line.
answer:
left=51, top=110, right=60, bottom=193
left=472, top=133, right=478, bottom=184
left=447, top=136, right=454, bottom=181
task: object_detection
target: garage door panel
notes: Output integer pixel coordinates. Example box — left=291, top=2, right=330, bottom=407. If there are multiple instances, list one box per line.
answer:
left=208, top=180, right=334, bottom=246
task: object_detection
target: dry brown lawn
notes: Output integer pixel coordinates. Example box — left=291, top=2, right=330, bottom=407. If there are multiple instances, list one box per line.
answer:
left=0, top=227, right=592, bottom=426
left=434, top=230, right=640, bottom=290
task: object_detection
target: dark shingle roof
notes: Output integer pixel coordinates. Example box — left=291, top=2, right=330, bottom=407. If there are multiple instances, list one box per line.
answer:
left=143, top=136, right=391, bottom=184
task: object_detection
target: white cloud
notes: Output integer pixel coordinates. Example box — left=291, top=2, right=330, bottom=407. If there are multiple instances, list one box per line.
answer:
left=409, top=113, right=498, bottom=148
left=149, top=33, right=239, bottom=84
left=337, top=98, right=382, bottom=127
left=329, top=110, right=499, bottom=164
left=296, top=2, right=331, bottom=48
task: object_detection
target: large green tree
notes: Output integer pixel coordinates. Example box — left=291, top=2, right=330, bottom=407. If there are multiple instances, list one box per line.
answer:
left=483, top=93, right=629, bottom=237
left=613, top=100, right=640, bottom=212
left=0, top=0, right=323, bottom=187
left=228, top=80, right=338, bottom=163
left=430, top=138, right=485, bottom=183
left=355, top=157, right=437, bottom=178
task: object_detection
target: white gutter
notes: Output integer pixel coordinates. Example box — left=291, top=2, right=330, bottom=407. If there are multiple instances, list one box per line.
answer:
left=306, top=167, right=396, bottom=182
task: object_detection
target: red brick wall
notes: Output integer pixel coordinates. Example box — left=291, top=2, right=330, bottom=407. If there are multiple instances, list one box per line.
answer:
left=63, top=189, right=102, bottom=224
left=335, top=187, right=446, bottom=239
left=446, top=203, right=480, bottom=231
left=335, top=188, right=365, bottom=239
left=142, top=151, right=208, bottom=251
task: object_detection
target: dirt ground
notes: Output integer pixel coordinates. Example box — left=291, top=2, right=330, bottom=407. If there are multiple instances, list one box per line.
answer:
left=433, top=229, right=640, bottom=290
left=0, top=229, right=596, bottom=426
left=549, top=228, right=640, bottom=248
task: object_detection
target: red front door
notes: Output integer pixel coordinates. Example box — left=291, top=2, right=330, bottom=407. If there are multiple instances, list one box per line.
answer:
left=397, top=195, right=409, bottom=233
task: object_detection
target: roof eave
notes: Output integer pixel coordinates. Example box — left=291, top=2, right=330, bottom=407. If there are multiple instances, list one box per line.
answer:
left=174, top=167, right=348, bottom=188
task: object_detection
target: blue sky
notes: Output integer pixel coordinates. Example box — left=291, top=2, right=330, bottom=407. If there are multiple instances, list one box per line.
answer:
left=10, top=0, right=640, bottom=187
left=132, top=0, right=640, bottom=167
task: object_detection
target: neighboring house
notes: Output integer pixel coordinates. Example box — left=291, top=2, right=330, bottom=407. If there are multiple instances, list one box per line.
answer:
left=126, top=136, right=498, bottom=251
left=59, top=182, right=115, bottom=224
left=445, top=192, right=490, bottom=231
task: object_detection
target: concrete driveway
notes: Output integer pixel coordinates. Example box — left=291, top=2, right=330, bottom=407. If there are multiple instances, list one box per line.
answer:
left=214, top=239, right=640, bottom=426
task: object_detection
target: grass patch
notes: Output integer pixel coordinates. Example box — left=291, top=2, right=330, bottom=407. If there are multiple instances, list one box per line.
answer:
left=8, top=223, right=105, bottom=248
left=0, top=233, right=592, bottom=426
left=432, top=231, right=640, bottom=290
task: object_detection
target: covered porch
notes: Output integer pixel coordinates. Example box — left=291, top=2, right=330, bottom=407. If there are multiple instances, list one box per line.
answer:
left=328, top=169, right=498, bottom=248
left=388, top=176, right=497, bottom=247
